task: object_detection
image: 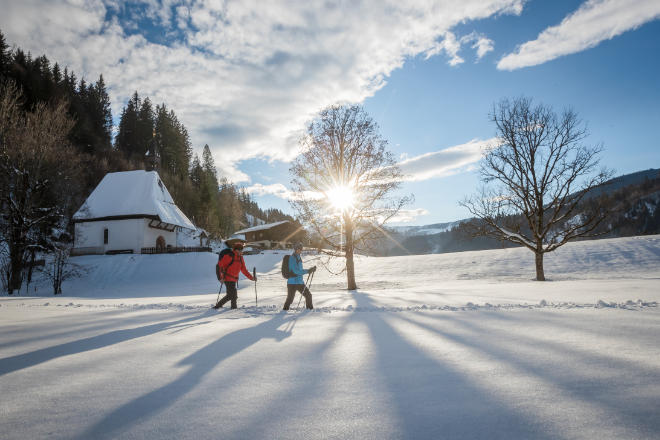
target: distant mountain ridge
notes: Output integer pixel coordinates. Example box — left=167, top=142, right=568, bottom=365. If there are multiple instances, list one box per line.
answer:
left=391, top=221, right=462, bottom=237
left=381, top=167, right=660, bottom=256
left=586, top=168, right=660, bottom=199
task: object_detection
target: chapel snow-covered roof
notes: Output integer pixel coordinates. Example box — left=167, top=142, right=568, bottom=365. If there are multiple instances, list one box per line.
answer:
left=234, top=221, right=290, bottom=234
left=73, top=170, right=196, bottom=230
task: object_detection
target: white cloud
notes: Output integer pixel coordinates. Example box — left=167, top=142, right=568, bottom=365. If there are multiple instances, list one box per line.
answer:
left=397, top=138, right=494, bottom=182
left=425, top=32, right=465, bottom=66
left=464, top=32, right=495, bottom=60
left=244, top=183, right=321, bottom=202
left=246, top=137, right=492, bottom=203
left=384, top=208, right=430, bottom=224
left=0, top=0, right=524, bottom=181
left=498, top=0, right=660, bottom=70
left=244, top=183, right=293, bottom=199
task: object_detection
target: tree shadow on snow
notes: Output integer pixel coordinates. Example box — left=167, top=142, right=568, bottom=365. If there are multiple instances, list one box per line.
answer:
left=394, top=310, right=660, bottom=438
left=77, top=312, right=294, bottom=440
left=349, top=291, right=556, bottom=440
left=0, top=312, right=214, bottom=377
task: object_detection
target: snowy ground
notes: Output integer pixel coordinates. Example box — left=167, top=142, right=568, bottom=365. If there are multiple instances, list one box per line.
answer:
left=1, top=235, right=660, bottom=439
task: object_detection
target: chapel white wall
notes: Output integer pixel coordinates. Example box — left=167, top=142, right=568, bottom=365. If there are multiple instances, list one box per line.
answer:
left=74, top=219, right=145, bottom=254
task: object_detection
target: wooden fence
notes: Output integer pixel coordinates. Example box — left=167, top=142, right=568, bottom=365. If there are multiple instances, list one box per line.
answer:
left=140, top=246, right=211, bottom=254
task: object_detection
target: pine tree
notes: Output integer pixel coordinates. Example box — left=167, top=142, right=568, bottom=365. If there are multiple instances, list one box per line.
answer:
left=52, top=63, right=61, bottom=84
left=115, top=91, right=140, bottom=158
left=190, top=154, right=203, bottom=188
left=66, top=70, right=77, bottom=96
left=92, top=75, right=112, bottom=150
left=136, top=97, right=155, bottom=158
left=0, top=30, right=11, bottom=78
left=156, top=104, right=191, bottom=179
left=201, top=144, right=218, bottom=185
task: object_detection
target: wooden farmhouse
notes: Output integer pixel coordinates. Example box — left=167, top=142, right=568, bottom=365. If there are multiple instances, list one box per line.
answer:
left=234, top=221, right=305, bottom=249
left=72, top=170, right=196, bottom=255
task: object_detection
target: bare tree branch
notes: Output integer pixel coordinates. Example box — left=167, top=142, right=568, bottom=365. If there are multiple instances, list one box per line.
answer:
left=290, top=104, right=410, bottom=290
left=460, top=97, right=612, bottom=280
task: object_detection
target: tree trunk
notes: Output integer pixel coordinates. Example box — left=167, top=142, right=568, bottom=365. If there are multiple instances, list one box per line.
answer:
left=344, top=216, right=357, bottom=290
left=25, top=249, right=35, bottom=295
left=8, top=227, right=25, bottom=294
left=535, top=251, right=545, bottom=281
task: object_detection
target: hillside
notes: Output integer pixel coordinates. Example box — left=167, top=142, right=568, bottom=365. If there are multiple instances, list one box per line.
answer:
left=385, top=168, right=660, bottom=256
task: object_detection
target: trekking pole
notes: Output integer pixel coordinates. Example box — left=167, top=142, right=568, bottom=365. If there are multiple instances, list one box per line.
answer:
left=295, top=272, right=310, bottom=309
left=307, top=269, right=316, bottom=290
left=296, top=270, right=315, bottom=310
left=215, top=281, right=224, bottom=306
left=253, top=267, right=258, bottom=308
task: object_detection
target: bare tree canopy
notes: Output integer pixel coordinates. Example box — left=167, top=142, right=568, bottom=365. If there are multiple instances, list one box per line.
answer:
left=461, top=97, right=612, bottom=281
left=0, top=80, right=80, bottom=294
left=290, top=104, right=410, bottom=290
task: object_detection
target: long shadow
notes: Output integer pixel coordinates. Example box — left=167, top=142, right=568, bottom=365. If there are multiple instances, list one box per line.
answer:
left=225, top=312, right=355, bottom=439
left=0, top=309, right=172, bottom=350
left=78, top=313, right=294, bottom=440
left=350, top=292, right=554, bottom=439
left=396, top=310, right=660, bottom=438
left=0, top=311, right=214, bottom=377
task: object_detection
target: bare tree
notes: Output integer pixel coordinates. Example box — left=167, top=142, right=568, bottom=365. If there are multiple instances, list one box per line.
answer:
left=461, top=97, right=612, bottom=281
left=39, top=241, right=85, bottom=295
left=0, top=80, right=80, bottom=294
left=290, top=104, right=410, bottom=290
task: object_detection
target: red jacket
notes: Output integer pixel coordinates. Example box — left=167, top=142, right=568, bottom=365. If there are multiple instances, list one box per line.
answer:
left=218, top=250, right=254, bottom=282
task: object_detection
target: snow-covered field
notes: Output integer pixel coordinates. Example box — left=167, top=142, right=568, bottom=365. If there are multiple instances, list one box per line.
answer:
left=1, top=235, right=660, bottom=439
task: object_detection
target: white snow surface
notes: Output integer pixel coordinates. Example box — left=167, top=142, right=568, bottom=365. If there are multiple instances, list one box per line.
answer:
left=235, top=220, right=289, bottom=234
left=73, top=170, right=195, bottom=229
left=2, top=235, right=660, bottom=439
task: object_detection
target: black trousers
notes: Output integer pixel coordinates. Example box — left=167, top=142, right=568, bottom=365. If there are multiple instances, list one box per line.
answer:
left=217, top=281, right=238, bottom=309
left=283, top=284, right=313, bottom=310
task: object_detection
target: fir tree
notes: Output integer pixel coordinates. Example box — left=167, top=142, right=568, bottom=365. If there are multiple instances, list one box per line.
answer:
left=0, top=30, right=10, bottom=77
left=92, top=75, right=112, bottom=150
left=115, top=91, right=140, bottom=158
left=201, top=144, right=218, bottom=185
left=52, top=62, right=61, bottom=84
left=136, top=97, right=155, bottom=157
left=190, top=154, right=203, bottom=189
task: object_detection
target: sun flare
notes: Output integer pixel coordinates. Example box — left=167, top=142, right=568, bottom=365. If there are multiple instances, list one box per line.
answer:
left=326, top=185, right=354, bottom=212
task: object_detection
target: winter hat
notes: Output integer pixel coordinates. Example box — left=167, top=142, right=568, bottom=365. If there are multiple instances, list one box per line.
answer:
left=294, top=242, right=304, bottom=251
left=225, top=235, right=247, bottom=248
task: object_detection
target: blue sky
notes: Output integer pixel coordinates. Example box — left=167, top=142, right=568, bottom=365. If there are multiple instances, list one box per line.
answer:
left=1, top=0, right=659, bottom=225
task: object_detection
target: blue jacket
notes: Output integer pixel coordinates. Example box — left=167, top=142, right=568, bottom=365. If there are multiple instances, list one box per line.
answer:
left=287, top=253, right=310, bottom=285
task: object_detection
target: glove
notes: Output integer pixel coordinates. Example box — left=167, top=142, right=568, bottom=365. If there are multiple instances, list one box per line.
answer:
left=253, top=275, right=258, bottom=282
left=309, top=266, right=317, bottom=273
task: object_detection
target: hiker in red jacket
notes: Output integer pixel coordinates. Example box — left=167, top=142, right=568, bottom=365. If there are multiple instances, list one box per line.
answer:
left=213, top=237, right=255, bottom=309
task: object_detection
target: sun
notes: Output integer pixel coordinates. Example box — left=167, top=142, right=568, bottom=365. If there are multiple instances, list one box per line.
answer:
left=326, top=185, right=355, bottom=212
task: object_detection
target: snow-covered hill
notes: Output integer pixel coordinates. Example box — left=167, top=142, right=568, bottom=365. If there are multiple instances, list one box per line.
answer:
left=1, top=235, right=659, bottom=439
left=390, top=220, right=462, bottom=236
left=16, top=235, right=660, bottom=306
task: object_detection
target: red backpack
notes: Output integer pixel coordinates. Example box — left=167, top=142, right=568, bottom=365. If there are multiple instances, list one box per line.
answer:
left=215, top=249, right=234, bottom=281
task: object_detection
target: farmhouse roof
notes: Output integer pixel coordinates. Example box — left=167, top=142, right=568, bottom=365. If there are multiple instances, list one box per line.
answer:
left=234, top=221, right=290, bottom=234
left=73, top=170, right=196, bottom=230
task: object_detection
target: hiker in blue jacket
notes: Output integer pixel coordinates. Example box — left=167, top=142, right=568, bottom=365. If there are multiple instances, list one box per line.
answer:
left=283, top=242, right=315, bottom=310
